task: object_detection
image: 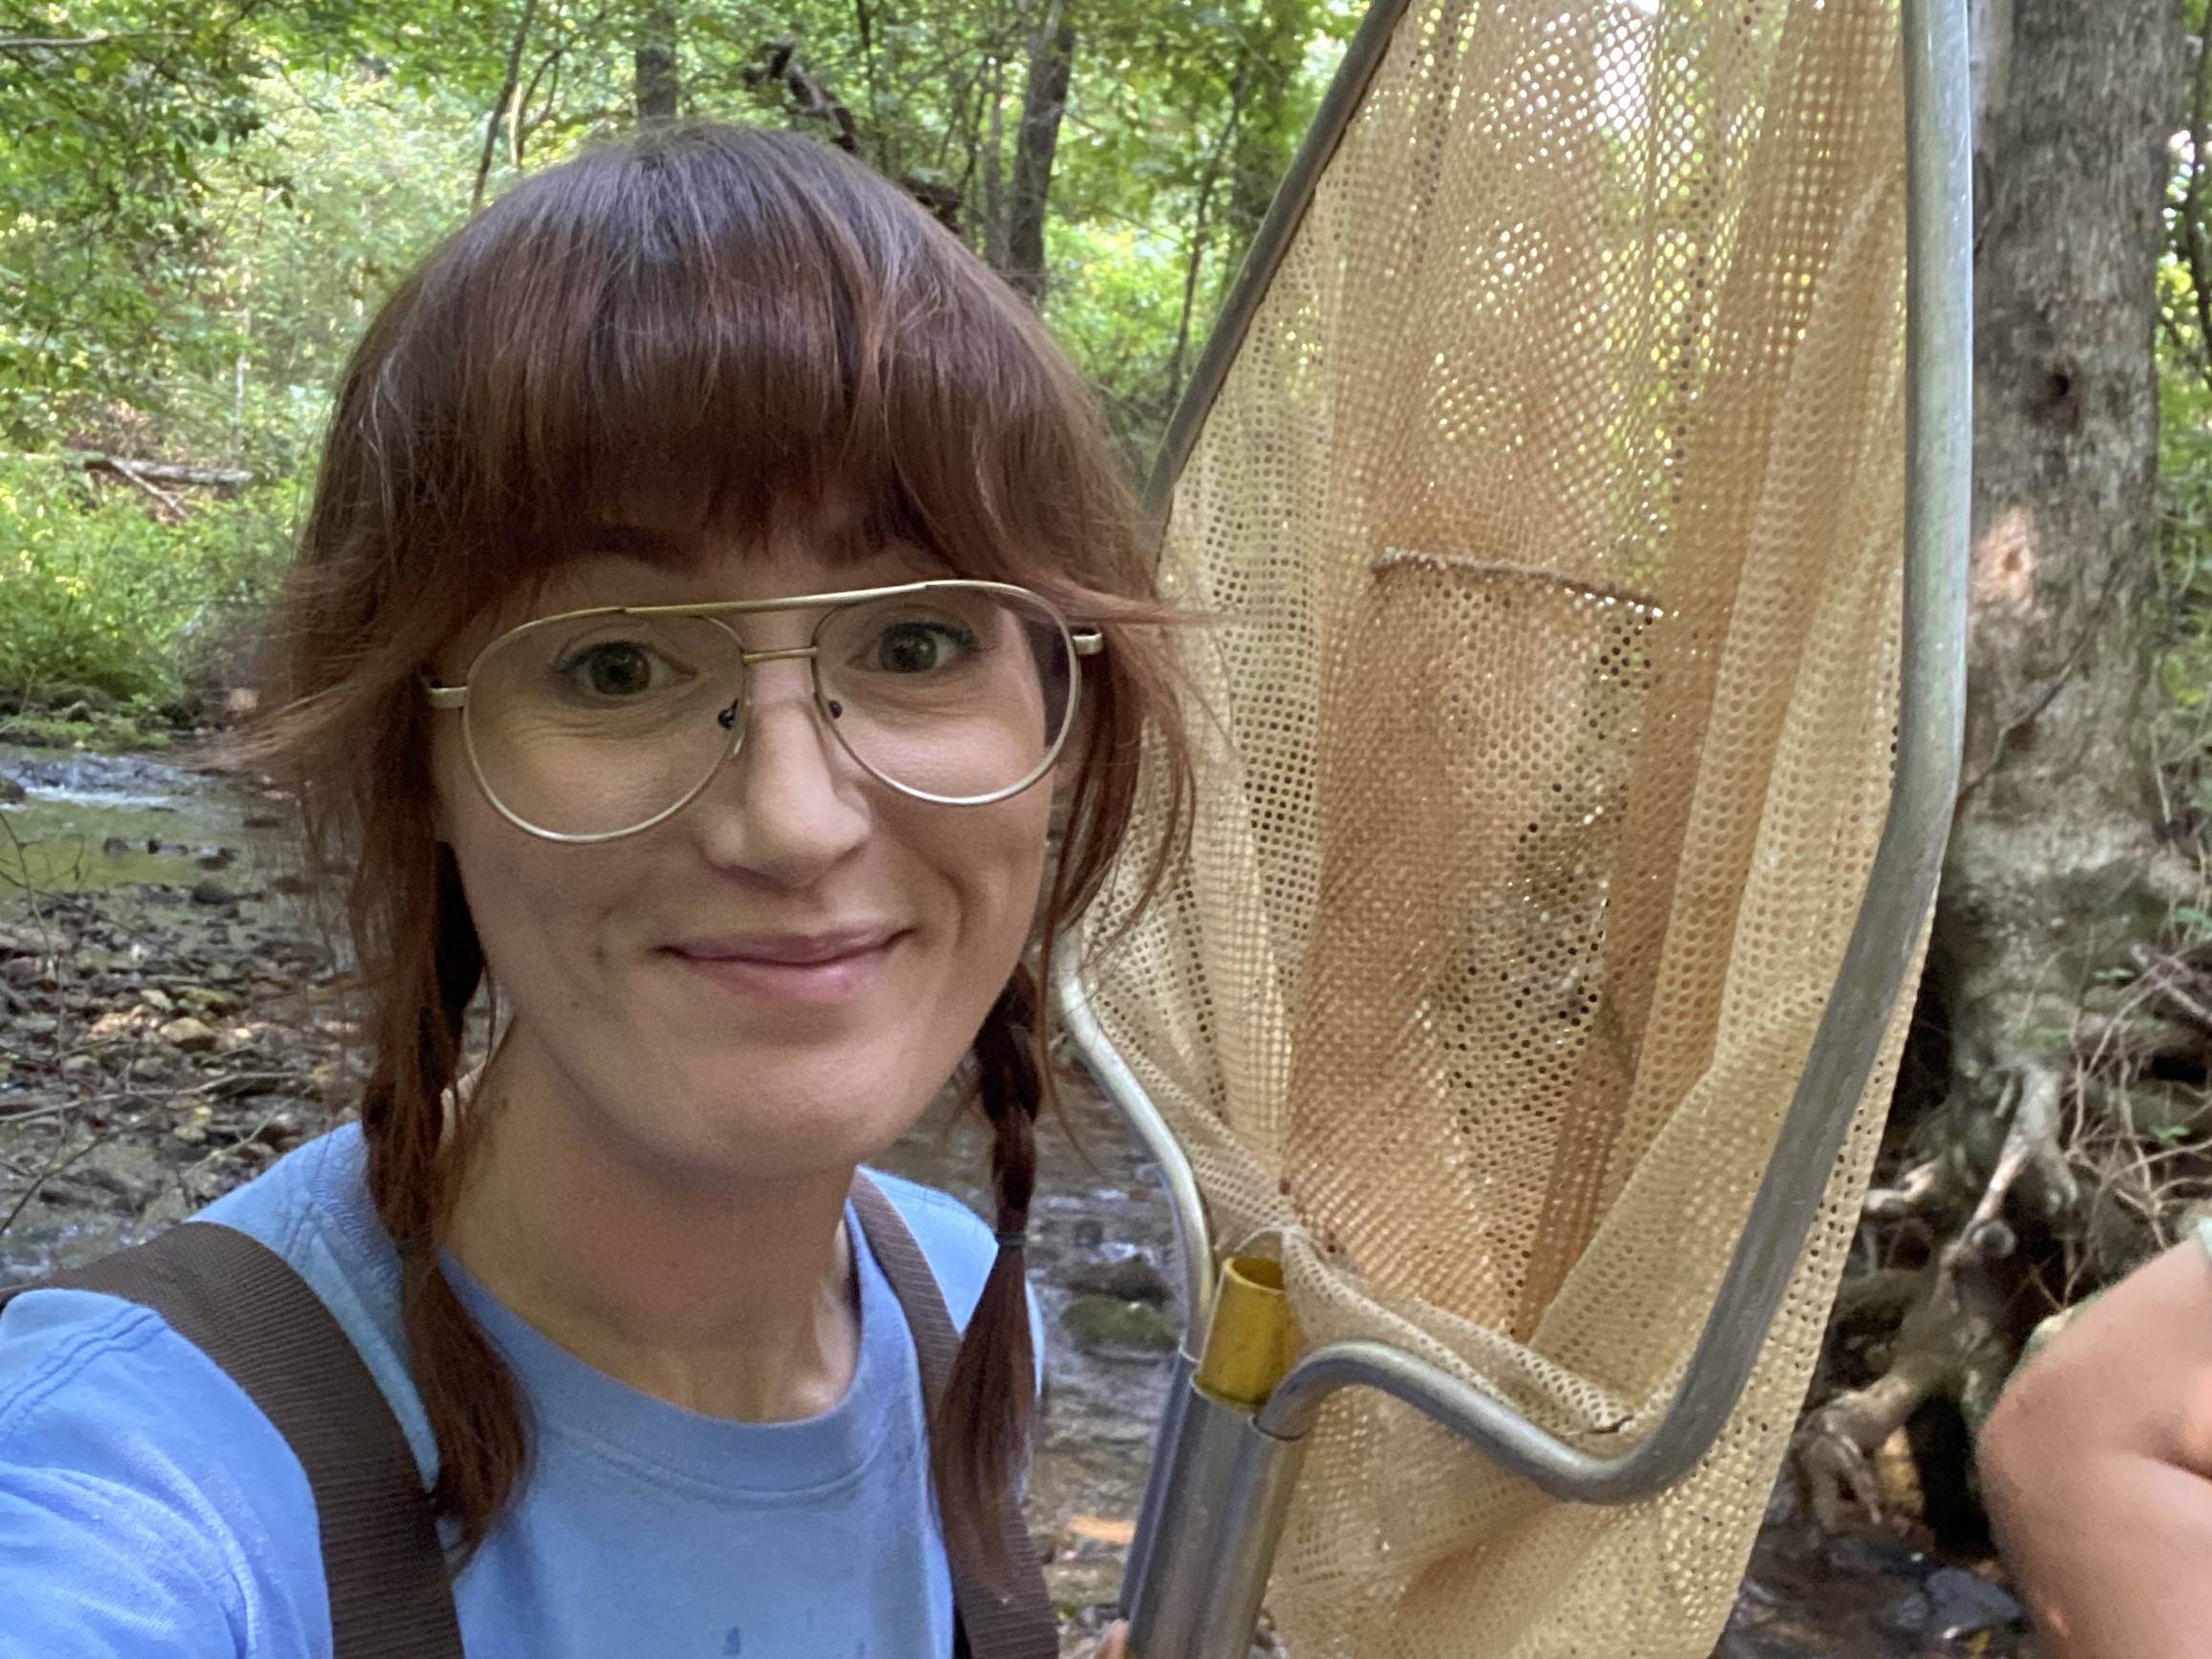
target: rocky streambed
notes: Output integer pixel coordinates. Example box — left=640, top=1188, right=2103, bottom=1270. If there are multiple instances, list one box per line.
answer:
left=0, top=747, right=2038, bottom=1659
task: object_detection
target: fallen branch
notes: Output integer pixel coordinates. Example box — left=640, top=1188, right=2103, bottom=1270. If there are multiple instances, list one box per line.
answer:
left=102, top=457, right=183, bottom=515
left=0, top=1129, right=116, bottom=1242
left=0, top=450, right=253, bottom=493
left=2124, top=942, right=2212, bottom=1037
left=2151, top=977, right=2212, bottom=1035
left=77, top=453, right=250, bottom=492
left=178, top=1070, right=308, bottom=1100
left=0, top=1100, right=75, bottom=1128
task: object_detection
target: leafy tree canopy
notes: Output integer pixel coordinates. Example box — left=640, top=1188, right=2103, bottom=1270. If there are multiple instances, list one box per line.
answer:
left=1, top=0, right=1359, bottom=463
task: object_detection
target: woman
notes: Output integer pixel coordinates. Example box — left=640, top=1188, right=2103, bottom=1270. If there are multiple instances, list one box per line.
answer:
left=0, top=123, right=1185, bottom=1657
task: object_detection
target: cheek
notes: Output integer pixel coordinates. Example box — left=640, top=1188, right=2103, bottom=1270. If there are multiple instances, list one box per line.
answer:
left=434, top=726, right=625, bottom=989
left=943, top=792, right=1054, bottom=938
left=885, top=791, right=1054, bottom=1023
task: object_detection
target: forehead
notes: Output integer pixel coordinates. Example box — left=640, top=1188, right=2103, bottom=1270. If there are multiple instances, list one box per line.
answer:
left=501, top=523, right=950, bottom=618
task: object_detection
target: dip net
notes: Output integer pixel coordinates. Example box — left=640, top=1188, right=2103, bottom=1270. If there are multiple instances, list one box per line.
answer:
left=1077, top=1, right=1916, bottom=1654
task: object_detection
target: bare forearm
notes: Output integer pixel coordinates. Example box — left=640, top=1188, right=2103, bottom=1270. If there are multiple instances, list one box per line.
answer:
left=1980, top=1239, right=2212, bottom=1659
left=1985, top=1442, right=2212, bottom=1657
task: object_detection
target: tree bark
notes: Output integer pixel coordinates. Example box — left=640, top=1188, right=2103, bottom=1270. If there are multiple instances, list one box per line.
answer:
left=853, top=0, right=886, bottom=173
left=1163, top=60, right=1249, bottom=411
left=1800, top=0, right=2187, bottom=1522
left=634, top=1, right=679, bottom=128
left=982, top=55, right=1009, bottom=272
left=1937, top=0, right=2187, bottom=1149
left=1222, top=1, right=1310, bottom=278
left=1005, top=0, right=1074, bottom=306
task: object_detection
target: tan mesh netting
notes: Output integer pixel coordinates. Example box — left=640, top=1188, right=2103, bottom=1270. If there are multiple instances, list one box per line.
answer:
left=1080, top=2, right=1917, bottom=1654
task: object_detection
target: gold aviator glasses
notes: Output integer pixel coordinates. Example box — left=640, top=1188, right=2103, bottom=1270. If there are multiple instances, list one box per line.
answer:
left=424, top=580, right=1103, bottom=843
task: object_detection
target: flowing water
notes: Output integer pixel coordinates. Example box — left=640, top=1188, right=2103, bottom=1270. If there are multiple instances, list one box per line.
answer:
left=0, top=745, right=275, bottom=892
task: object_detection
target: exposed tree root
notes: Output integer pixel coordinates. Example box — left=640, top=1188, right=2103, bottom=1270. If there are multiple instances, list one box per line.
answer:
left=1861, top=1157, right=1947, bottom=1223
left=1797, top=1062, right=2073, bottom=1528
left=1829, top=1266, right=1926, bottom=1323
left=1967, top=1065, right=2077, bottom=1241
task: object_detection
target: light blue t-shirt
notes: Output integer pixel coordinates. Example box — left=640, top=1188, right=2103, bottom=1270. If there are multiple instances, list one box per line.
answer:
left=0, top=1125, right=1011, bottom=1659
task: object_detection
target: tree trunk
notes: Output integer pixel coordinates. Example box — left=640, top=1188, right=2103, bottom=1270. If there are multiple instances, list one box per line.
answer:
left=853, top=0, right=881, bottom=153
left=1163, top=60, right=1249, bottom=412
left=473, top=0, right=541, bottom=212
left=1222, top=0, right=1311, bottom=280
left=979, top=56, right=1009, bottom=271
left=1005, top=0, right=1074, bottom=306
left=634, top=1, right=679, bottom=128
left=1940, top=0, right=2186, bottom=1166
left=1797, top=0, right=2187, bottom=1527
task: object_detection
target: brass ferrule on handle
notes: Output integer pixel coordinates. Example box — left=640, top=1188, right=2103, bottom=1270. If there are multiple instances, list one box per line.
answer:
left=1193, top=1258, right=1300, bottom=1411
left=1123, top=1259, right=1309, bottom=1659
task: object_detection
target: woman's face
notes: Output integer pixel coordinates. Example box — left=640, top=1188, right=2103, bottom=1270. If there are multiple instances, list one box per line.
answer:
left=433, top=530, right=1058, bottom=1188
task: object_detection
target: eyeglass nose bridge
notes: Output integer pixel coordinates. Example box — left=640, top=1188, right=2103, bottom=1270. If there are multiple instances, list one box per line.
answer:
left=712, top=643, right=824, bottom=734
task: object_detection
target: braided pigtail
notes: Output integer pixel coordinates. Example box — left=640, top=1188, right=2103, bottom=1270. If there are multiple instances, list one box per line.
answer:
left=359, top=840, right=531, bottom=1563
left=931, top=961, right=1044, bottom=1590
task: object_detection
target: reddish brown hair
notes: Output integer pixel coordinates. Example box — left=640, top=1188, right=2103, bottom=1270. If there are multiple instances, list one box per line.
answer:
left=247, top=123, right=1189, bottom=1577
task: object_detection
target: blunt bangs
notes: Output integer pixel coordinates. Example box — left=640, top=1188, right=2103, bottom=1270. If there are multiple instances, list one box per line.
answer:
left=332, top=124, right=1125, bottom=639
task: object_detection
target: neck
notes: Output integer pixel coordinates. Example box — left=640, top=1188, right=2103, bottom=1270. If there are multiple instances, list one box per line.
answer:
left=443, top=1032, right=861, bottom=1423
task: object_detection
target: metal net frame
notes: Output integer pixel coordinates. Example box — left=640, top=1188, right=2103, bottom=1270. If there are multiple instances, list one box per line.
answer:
left=1058, top=1, right=1970, bottom=1654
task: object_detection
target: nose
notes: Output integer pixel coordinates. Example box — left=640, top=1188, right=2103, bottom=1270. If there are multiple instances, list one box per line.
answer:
left=694, top=656, right=870, bottom=885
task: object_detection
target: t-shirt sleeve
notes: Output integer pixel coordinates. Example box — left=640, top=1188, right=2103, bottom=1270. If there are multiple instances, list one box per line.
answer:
left=0, top=1288, right=331, bottom=1659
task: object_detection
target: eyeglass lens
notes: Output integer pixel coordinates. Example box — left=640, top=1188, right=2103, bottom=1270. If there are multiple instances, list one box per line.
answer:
left=462, top=586, right=1075, bottom=839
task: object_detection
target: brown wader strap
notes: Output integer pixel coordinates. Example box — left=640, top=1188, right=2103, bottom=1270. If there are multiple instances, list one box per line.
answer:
left=848, top=1174, right=1058, bottom=1659
left=0, top=1221, right=464, bottom=1659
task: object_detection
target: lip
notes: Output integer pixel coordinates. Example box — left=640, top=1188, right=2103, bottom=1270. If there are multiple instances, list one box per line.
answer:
left=662, top=925, right=905, bottom=1008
